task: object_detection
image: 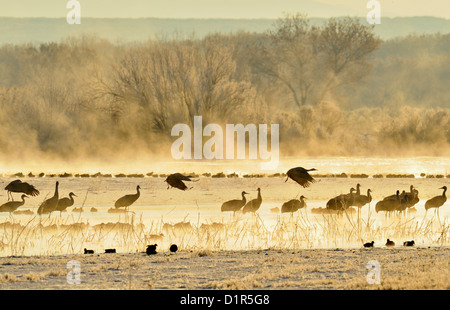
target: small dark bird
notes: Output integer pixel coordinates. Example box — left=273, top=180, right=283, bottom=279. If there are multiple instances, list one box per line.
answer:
left=221, top=191, right=248, bottom=213
left=170, top=244, right=178, bottom=253
left=364, top=241, right=375, bottom=248
left=285, top=167, right=317, bottom=188
left=385, top=239, right=395, bottom=247
left=37, top=181, right=59, bottom=215
left=114, top=185, right=140, bottom=209
left=105, top=248, right=116, bottom=253
left=425, top=186, right=447, bottom=212
left=84, top=248, right=94, bottom=254
left=0, top=194, right=28, bottom=213
left=165, top=173, right=195, bottom=191
left=56, top=192, right=77, bottom=213
left=403, top=240, right=415, bottom=247
left=281, top=195, right=307, bottom=213
left=146, top=244, right=157, bottom=255
left=5, top=180, right=39, bottom=201
left=242, top=188, right=262, bottom=214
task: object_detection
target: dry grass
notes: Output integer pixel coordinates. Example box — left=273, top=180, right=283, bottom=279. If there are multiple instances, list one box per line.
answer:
left=0, top=206, right=448, bottom=257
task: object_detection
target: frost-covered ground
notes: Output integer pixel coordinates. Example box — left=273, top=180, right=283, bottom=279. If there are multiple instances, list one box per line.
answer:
left=0, top=246, right=448, bottom=290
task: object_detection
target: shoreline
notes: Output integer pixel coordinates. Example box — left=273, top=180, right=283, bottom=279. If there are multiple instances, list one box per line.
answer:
left=0, top=246, right=448, bottom=290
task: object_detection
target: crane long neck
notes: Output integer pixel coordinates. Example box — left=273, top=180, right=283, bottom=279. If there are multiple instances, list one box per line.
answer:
left=443, top=187, right=447, bottom=197
left=242, top=193, right=246, bottom=203
left=133, top=187, right=140, bottom=199
left=54, top=183, right=59, bottom=197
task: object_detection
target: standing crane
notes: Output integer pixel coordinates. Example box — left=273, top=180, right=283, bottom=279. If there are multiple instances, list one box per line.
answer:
left=37, top=181, right=59, bottom=215
left=0, top=194, right=28, bottom=213
left=281, top=195, right=307, bottom=213
left=114, top=185, right=141, bottom=210
left=425, top=186, right=447, bottom=216
left=56, top=192, right=77, bottom=213
left=242, top=188, right=262, bottom=214
left=221, top=191, right=248, bottom=214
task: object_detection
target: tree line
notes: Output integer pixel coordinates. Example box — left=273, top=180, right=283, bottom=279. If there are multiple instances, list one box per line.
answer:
left=0, top=13, right=448, bottom=163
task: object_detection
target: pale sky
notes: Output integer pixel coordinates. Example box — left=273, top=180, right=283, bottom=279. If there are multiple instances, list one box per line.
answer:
left=0, top=0, right=449, bottom=19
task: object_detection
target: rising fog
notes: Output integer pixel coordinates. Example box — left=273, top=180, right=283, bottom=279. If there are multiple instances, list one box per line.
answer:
left=0, top=14, right=448, bottom=172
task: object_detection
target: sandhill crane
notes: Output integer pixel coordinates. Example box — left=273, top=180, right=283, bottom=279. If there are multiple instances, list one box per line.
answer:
left=165, top=173, right=195, bottom=191
left=353, top=189, right=372, bottom=208
left=385, top=239, right=395, bottom=247
left=405, top=185, right=419, bottom=208
left=383, top=185, right=418, bottom=210
left=326, top=188, right=355, bottom=212
left=355, top=183, right=361, bottom=196
left=0, top=194, right=28, bottom=213
left=221, top=191, right=248, bottom=214
left=425, top=186, right=447, bottom=215
left=285, top=167, right=317, bottom=188
left=242, top=188, right=262, bottom=214
left=56, top=192, right=77, bottom=213
left=396, top=192, right=410, bottom=214
left=281, top=195, right=307, bottom=213
left=114, top=185, right=140, bottom=210
left=375, top=190, right=401, bottom=214
left=37, top=181, right=59, bottom=215
left=5, top=180, right=39, bottom=201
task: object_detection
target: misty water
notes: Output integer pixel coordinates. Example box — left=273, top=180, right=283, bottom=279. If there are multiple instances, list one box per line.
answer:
left=0, top=157, right=448, bottom=256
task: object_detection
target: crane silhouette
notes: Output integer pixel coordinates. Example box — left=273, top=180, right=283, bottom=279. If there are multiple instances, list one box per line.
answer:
left=353, top=189, right=372, bottom=208
left=326, top=188, right=356, bottom=212
left=114, top=185, right=141, bottom=210
left=242, top=188, right=262, bottom=214
left=37, top=181, right=59, bottom=215
left=425, top=186, right=447, bottom=216
left=4, top=180, right=39, bottom=201
left=285, top=167, right=317, bottom=188
left=281, top=195, right=307, bottom=213
left=56, top=192, right=77, bottom=213
left=375, top=190, right=401, bottom=215
left=0, top=194, right=28, bottom=213
left=221, top=191, right=248, bottom=214
left=165, top=173, right=195, bottom=191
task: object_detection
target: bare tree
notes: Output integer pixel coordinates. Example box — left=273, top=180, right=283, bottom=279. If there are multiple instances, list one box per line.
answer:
left=104, top=36, right=255, bottom=135
left=314, top=17, right=382, bottom=101
left=252, top=13, right=381, bottom=108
